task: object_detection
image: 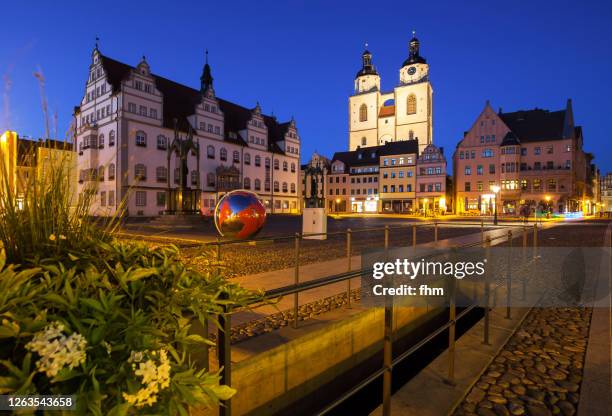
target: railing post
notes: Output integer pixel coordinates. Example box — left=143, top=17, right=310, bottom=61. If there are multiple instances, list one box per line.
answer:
left=347, top=229, right=352, bottom=308
left=293, top=233, right=300, bottom=328
left=483, top=236, right=491, bottom=345
left=532, top=223, right=538, bottom=259
left=506, top=230, right=512, bottom=319
left=218, top=291, right=232, bottom=416
left=481, top=219, right=484, bottom=243
left=382, top=295, right=393, bottom=416
left=434, top=221, right=438, bottom=243
left=447, top=262, right=457, bottom=385
left=384, top=225, right=389, bottom=250
left=522, top=226, right=528, bottom=301
left=412, top=224, right=417, bottom=248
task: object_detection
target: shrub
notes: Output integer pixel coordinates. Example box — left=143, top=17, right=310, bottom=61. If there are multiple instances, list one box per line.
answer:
left=0, top=140, right=260, bottom=414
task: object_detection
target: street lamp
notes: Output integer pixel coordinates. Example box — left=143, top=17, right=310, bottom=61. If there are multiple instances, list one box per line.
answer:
left=490, top=185, right=500, bottom=225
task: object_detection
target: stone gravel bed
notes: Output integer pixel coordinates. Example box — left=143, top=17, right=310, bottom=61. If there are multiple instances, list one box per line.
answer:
left=455, top=306, right=592, bottom=416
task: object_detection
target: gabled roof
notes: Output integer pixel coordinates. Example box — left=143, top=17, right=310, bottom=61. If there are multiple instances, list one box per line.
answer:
left=331, top=140, right=419, bottom=172
left=499, top=109, right=567, bottom=142
left=500, top=131, right=520, bottom=146
left=96, top=54, right=293, bottom=153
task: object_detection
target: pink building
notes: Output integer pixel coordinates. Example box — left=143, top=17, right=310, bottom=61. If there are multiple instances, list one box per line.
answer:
left=416, top=143, right=447, bottom=214
left=453, top=100, right=594, bottom=215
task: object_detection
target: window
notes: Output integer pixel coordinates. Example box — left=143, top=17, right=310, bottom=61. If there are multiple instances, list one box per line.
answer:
left=565, top=160, right=571, bottom=169
left=459, top=151, right=464, bottom=160
left=135, top=191, right=146, bottom=206
left=283, top=161, right=288, bottom=171
left=465, top=166, right=471, bottom=175
left=135, top=164, right=147, bottom=180
left=382, top=185, right=388, bottom=193
left=274, top=181, right=279, bottom=192
left=547, top=179, right=556, bottom=191
left=290, top=183, right=296, bottom=193
left=150, top=109, right=157, bottom=119
left=207, top=145, right=215, bottom=159
left=156, top=192, right=166, bottom=207
left=521, top=179, right=528, bottom=191
left=477, top=165, right=483, bottom=175
left=233, top=151, right=240, bottom=163
left=145, top=84, right=152, bottom=93
left=565, top=144, right=572, bottom=152
left=220, top=148, right=227, bottom=161
left=128, top=102, right=136, bottom=113
left=546, top=146, right=554, bottom=154
left=108, top=163, right=115, bottom=180
left=464, top=182, right=471, bottom=191
left=482, top=149, right=493, bottom=158
left=244, top=153, right=251, bottom=165
left=409, top=130, right=414, bottom=140
left=407, top=94, right=416, bottom=115
left=100, top=191, right=106, bottom=206
left=139, top=105, right=147, bottom=116
left=255, top=155, right=261, bottom=166
left=477, top=181, right=483, bottom=191
left=361, top=137, right=367, bottom=146
left=254, top=178, right=261, bottom=190
left=359, top=104, right=367, bottom=122
left=156, top=166, right=168, bottom=182
left=98, top=166, right=104, bottom=181
left=274, top=159, right=279, bottom=170
left=215, top=126, right=220, bottom=135
left=109, top=130, right=115, bottom=146
left=534, top=147, right=541, bottom=155
left=282, top=182, right=288, bottom=192
left=291, top=163, right=296, bottom=173
left=203, top=172, right=214, bottom=187
left=489, top=164, right=495, bottom=174
left=534, top=162, right=541, bottom=170
left=157, top=135, right=167, bottom=150
left=135, top=131, right=147, bottom=147
left=533, top=179, right=541, bottom=191
left=108, top=191, right=115, bottom=206
left=521, top=147, right=527, bottom=156
left=265, top=180, right=271, bottom=191
left=98, top=134, right=104, bottom=148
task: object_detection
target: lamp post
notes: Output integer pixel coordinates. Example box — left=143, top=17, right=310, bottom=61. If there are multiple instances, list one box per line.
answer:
left=545, top=195, right=552, bottom=219
left=423, top=198, right=429, bottom=217
left=491, top=185, right=500, bottom=225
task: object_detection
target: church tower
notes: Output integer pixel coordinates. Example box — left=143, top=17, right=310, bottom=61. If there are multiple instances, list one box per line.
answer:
left=348, top=47, right=381, bottom=150
left=347, top=34, right=433, bottom=153
left=395, top=32, right=433, bottom=154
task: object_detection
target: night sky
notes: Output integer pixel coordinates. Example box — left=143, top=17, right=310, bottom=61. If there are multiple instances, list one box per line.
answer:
left=1, top=1, right=611, bottom=172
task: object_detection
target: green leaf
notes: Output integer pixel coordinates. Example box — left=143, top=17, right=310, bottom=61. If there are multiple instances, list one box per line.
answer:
left=209, top=384, right=236, bottom=401
left=80, top=298, right=105, bottom=313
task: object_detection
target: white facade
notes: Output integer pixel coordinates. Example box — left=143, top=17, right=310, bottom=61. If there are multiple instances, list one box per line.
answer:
left=74, top=48, right=301, bottom=217
left=349, top=35, right=433, bottom=154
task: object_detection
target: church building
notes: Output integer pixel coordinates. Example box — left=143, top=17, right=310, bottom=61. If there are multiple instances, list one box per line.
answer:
left=348, top=33, right=433, bottom=154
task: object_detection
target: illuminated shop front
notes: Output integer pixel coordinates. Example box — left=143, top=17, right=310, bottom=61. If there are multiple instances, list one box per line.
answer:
left=351, top=196, right=378, bottom=213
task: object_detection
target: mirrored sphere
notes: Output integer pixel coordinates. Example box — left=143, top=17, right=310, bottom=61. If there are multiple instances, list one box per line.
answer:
left=214, top=190, right=267, bottom=239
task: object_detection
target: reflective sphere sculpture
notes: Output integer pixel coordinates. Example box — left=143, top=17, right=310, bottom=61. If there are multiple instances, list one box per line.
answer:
left=214, top=190, right=267, bottom=239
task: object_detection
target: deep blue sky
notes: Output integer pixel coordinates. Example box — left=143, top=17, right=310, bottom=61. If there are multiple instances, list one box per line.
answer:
left=1, top=1, right=611, bottom=172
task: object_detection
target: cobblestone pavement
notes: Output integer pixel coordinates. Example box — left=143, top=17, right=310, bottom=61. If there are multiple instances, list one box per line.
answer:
left=455, top=306, right=592, bottom=416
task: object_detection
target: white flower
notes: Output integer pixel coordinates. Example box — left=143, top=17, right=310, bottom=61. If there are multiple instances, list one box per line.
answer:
left=26, top=322, right=87, bottom=378
left=123, top=349, right=172, bottom=408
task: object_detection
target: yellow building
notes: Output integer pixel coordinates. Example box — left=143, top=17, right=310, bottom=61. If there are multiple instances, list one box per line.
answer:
left=0, top=131, right=76, bottom=208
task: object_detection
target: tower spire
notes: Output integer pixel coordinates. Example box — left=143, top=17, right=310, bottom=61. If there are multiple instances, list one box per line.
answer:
left=200, top=49, right=214, bottom=95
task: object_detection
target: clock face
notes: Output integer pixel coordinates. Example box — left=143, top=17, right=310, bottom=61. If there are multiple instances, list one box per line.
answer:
left=407, top=66, right=416, bottom=75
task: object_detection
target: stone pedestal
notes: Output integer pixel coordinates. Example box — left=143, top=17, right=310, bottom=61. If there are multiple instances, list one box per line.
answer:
left=302, top=207, right=327, bottom=240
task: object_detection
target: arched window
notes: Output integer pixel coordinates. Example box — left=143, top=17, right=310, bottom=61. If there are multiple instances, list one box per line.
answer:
left=409, top=130, right=414, bottom=140
left=191, top=170, right=199, bottom=185
left=291, top=162, right=296, bottom=173
left=282, top=182, right=288, bottom=192
left=135, top=164, right=146, bottom=180
left=207, top=145, right=215, bottom=159
left=98, top=134, right=104, bottom=148
left=135, top=130, right=147, bottom=146
left=254, top=178, right=261, bottom=190
left=157, top=135, right=167, bottom=150
left=274, top=159, right=279, bottom=170
left=108, top=163, right=115, bottom=180
left=207, top=172, right=215, bottom=187
left=282, top=161, right=288, bottom=171
left=407, top=94, right=416, bottom=115
left=244, top=177, right=251, bottom=189
left=220, top=148, right=227, bottom=161
left=98, top=166, right=104, bottom=181
left=290, top=183, right=296, bottom=193
left=109, top=130, right=115, bottom=146
left=255, top=155, right=261, bottom=166
left=361, top=137, right=367, bottom=146
left=359, top=103, right=367, bottom=122
left=156, top=166, right=168, bottom=182
left=244, top=153, right=251, bottom=165
left=174, top=168, right=180, bottom=184
left=273, top=181, right=279, bottom=192
left=232, top=150, right=240, bottom=163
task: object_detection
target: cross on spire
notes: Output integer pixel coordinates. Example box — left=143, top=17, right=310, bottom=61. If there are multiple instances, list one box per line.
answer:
left=205, top=49, right=209, bottom=64
left=95, top=35, right=99, bottom=49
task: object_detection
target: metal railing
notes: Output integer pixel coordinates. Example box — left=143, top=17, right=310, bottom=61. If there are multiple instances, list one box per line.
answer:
left=210, top=222, right=540, bottom=416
